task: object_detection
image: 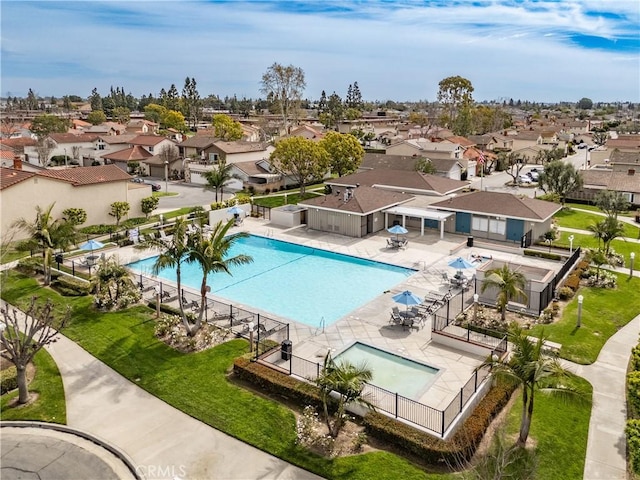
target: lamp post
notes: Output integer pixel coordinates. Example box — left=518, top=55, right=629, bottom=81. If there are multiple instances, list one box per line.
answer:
left=569, top=235, right=574, bottom=254
left=164, top=160, right=169, bottom=193
left=631, top=252, right=636, bottom=277
left=473, top=293, right=479, bottom=323
left=153, top=286, right=160, bottom=318
left=577, top=295, right=584, bottom=328
left=64, top=147, right=68, bottom=167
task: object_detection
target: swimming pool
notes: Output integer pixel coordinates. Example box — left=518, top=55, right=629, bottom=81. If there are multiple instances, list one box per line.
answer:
left=334, top=342, right=440, bottom=400
left=128, top=235, right=414, bottom=327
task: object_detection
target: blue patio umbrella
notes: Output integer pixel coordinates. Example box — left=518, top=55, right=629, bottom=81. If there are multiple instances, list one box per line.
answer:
left=80, top=239, right=104, bottom=252
left=227, top=206, right=244, bottom=216
left=387, top=224, right=408, bottom=240
left=448, top=257, right=475, bottom=270
left=392, top=290, right=423, bottom=311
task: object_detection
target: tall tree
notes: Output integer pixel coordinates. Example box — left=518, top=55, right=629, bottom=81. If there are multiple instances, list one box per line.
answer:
left=480, top=264, right=527, bottom=321
left=26, top=88, right=39, bottom=110
left=142, top=219, right=191, bottom=330
left=87, top=110, right=107, bottom=125
left=483, top=325, right=588, bottom=447
left=181, top=76, right=202, bottom=128
left=203, top=160, right=237, bottom=202
left=112, top=107, right=131, bottom=124
left=211, top=114, right=243, bottom=141
left=538, top=161, right=582, bottom=206
left=316, top=352, right=373, bottom=438
left=269, top=136, right=330, bottom=197
left=1, top=299, right=69, bottom=404
left=437, top=76, right=474, bottom=129
left=30, top=114, right=70, bottom=138
left=595, top=190, right=630, bottom=220
left=13, top=203, right=77, bottom=285
left=319, top=131, right=364, bottom=177
left=577, top=97, right=593, bottom=110
left=186, top=220, right=253, bottom=335
left=165, top=83, right=180, bottom=111
left=260, top=62, right=306, bottom=131
left=587, top=216, right=625, bottom=254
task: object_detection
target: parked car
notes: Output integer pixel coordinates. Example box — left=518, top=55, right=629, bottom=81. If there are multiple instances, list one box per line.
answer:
left=527, top=171, right=540, bottom=181
left=147, top=182, right=161, bottom=191
left=518, top=175, right=532, bottom=184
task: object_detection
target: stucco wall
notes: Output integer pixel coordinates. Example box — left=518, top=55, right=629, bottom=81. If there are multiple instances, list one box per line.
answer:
left=1, top=178, right=147, bottom=240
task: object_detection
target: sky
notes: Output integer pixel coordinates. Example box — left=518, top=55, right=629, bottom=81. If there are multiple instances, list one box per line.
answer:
left=1, top=0, right=639, bottom=103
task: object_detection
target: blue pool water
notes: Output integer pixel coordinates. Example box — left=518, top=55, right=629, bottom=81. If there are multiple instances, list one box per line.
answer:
left=334, top=342, right=440, bottom=399
left=128, top=235, right=414, bottom=327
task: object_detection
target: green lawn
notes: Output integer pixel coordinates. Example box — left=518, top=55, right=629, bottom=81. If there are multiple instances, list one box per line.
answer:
left=252, top=191, right=323, bottom=208
left=554, top=209, right=640, bottom=239
left=152, top=191, right=179, bottom=198
left=1, top=347, right=66, bottom=424
left=505, top=377, right=592, bottom=480
left=565, top=202, right=635, bottom=218
left=553, top=231, right=638, bottom=263
left=527, top=272, right=640, bottom=364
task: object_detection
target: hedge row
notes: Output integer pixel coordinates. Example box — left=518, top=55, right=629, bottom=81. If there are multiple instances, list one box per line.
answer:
left=52, top=275, right=91, bottom=296
left=0, top=366, right=18, bottom=394
left=523, top=249, right=562, bottom=261
left=627, top=344, right=640, bottom=474
left=363, top=381, right=515, bottom=466
left=233, top=358, right=516, bottom=466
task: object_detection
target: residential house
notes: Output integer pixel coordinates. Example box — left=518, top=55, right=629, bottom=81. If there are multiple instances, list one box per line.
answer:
left=129, top=135, right=177, bottom=156
left=287, top=124, right=324, bottom=141
left=126, top=119, right=159, bottom=135
left=386, top=139, right=463, bottom=160
left=85, top=122, right=128, bottom=136
left=430, top=191, right=562, bottom=244
left=231, top=159, right=283, bottom=193
left=101, top=146, right=153, bottom=173
left=23, top=133, right=100, bottom=166
left=326, top=169, right=468, bottom=197
left=567, top=169, right=640, bottom=206
left=177, top=135, right=218, bottom=162
left=89, top=134, right=138, bottom=165
left=1, top=165, right=148, bottom=239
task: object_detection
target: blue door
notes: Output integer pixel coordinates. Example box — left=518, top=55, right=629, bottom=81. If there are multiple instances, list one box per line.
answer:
left=506, top=218, right=524, bottom=242
left=455, top=213, right=471, bottom=233
left=424, top=219, right=439, bottom=229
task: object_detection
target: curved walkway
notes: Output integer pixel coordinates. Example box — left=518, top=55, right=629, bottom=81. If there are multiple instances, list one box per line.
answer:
left=565, top=313, right=640, bottom=480
left=41, top=333, right=322, bottom=480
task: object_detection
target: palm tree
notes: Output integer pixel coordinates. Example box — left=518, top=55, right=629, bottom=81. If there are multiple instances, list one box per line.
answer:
left=483, top=325, right=589, bottom=447
left=203, top=160, right=237, bottom=202
left=13, top=203, right=77, bottom=285
left=139, top=219, right=191, bottom=329
left=481, top=264, right=528, bottom=321
left=316, top=352, right=373, bottom=438
left=589, top=249, right=610, bottom=283
left=186, top=220, right=253, bottom=334
left=588, top=216, right=625, bottom=254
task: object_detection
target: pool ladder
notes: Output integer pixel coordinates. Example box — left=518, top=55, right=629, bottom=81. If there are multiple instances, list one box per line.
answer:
left=315, top=317, right=326, bottom=335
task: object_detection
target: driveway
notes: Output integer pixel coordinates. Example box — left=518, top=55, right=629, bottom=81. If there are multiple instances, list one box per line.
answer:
left=149, top=179, right=237, bottom=213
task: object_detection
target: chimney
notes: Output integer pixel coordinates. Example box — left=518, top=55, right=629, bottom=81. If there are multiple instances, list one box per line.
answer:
left=13, top=156, right=22, bottom=170
left=629, top=169, right=635, bottom=176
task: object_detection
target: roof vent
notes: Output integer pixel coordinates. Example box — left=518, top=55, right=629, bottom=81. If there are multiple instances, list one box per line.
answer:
left=629, top=169, right=636, bottom=176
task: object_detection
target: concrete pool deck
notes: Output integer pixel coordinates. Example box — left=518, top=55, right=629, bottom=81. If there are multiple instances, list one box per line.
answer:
left=118, top=215, right=563, bottom=416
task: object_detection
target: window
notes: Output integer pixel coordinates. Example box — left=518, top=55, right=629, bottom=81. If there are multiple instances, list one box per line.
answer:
left=209, top=153, right=219, bottom=163
left=489, top=218, right=506, bottom=235
left=472, top=217, right=488, bottom=231
left=148, top=146, right=153, bottom=153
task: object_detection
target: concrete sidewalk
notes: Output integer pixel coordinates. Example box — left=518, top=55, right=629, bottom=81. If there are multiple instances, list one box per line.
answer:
left=43, top=333, right=322, bottom=480
left=566, top=314, right=640, bottom=480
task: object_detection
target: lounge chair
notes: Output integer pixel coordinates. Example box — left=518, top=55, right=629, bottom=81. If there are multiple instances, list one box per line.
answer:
left=441, top=272, right=449, bottom=284
left=398, top=238, right=408, bottom=249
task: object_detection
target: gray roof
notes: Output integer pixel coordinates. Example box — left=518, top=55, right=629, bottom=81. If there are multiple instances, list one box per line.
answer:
left=431, top=191, right=561, bottom=221
left=300, top=185, right=413, bottom=215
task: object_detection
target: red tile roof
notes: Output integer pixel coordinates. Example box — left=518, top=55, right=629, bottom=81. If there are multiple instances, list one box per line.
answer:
left=0, top=137, right=37, bottom=148
left=36, top=165, right=132, bottom=186
left=101, top=146, right=153, bottom=161
left=0, top=167, right=36, bottom=190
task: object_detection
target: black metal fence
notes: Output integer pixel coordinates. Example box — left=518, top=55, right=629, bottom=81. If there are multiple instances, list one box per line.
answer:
left=251, top=204, right=271, bottom=220
left=538, top=246, right=582, bottom=314
left=135, top=273, right=289, bottom=348
left=264, top=351, right=492, bottom=436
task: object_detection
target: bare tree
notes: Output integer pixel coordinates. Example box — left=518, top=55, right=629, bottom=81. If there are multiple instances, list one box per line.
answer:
left=260, top=62, right=306, bottom=132
left=158, top=144, right=179, bottom=179
left=35, top=138, right=56, bottom=167
left=1, top=298, right=69, bottom=404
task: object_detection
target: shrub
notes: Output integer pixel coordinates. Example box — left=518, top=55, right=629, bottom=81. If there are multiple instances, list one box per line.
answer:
left=564, top=274, right=581, bottom=291
left=16, top=257, right=43, bottom=275
left=558, top=287, right=574, bottom=300
left=586, top=270, right=617, bottom=288
left=577, top=260, right=590, bottom=271
left=627, top=419, right=640, bottom=474
left=539, top=308, right=555, bottom=324
left=0, top=366, right=18, bottom=394
left=80, top=224, right=116, bottom=235
left=523, top=249, right=562, bottom=261
left=628, top=371, right=640, bottom=416
left=52, top=275, right=91, bottom=296
left=631, top=345, right=640, bottom=372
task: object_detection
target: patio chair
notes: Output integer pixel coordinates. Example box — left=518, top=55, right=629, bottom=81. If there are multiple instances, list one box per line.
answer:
left=386, top=238, right=395, bottom=249
left=398, top=238, right=408, bottom=249
left=441, top=272, right=449, bottom=284
left=390, top=307, right=403, bottom=324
